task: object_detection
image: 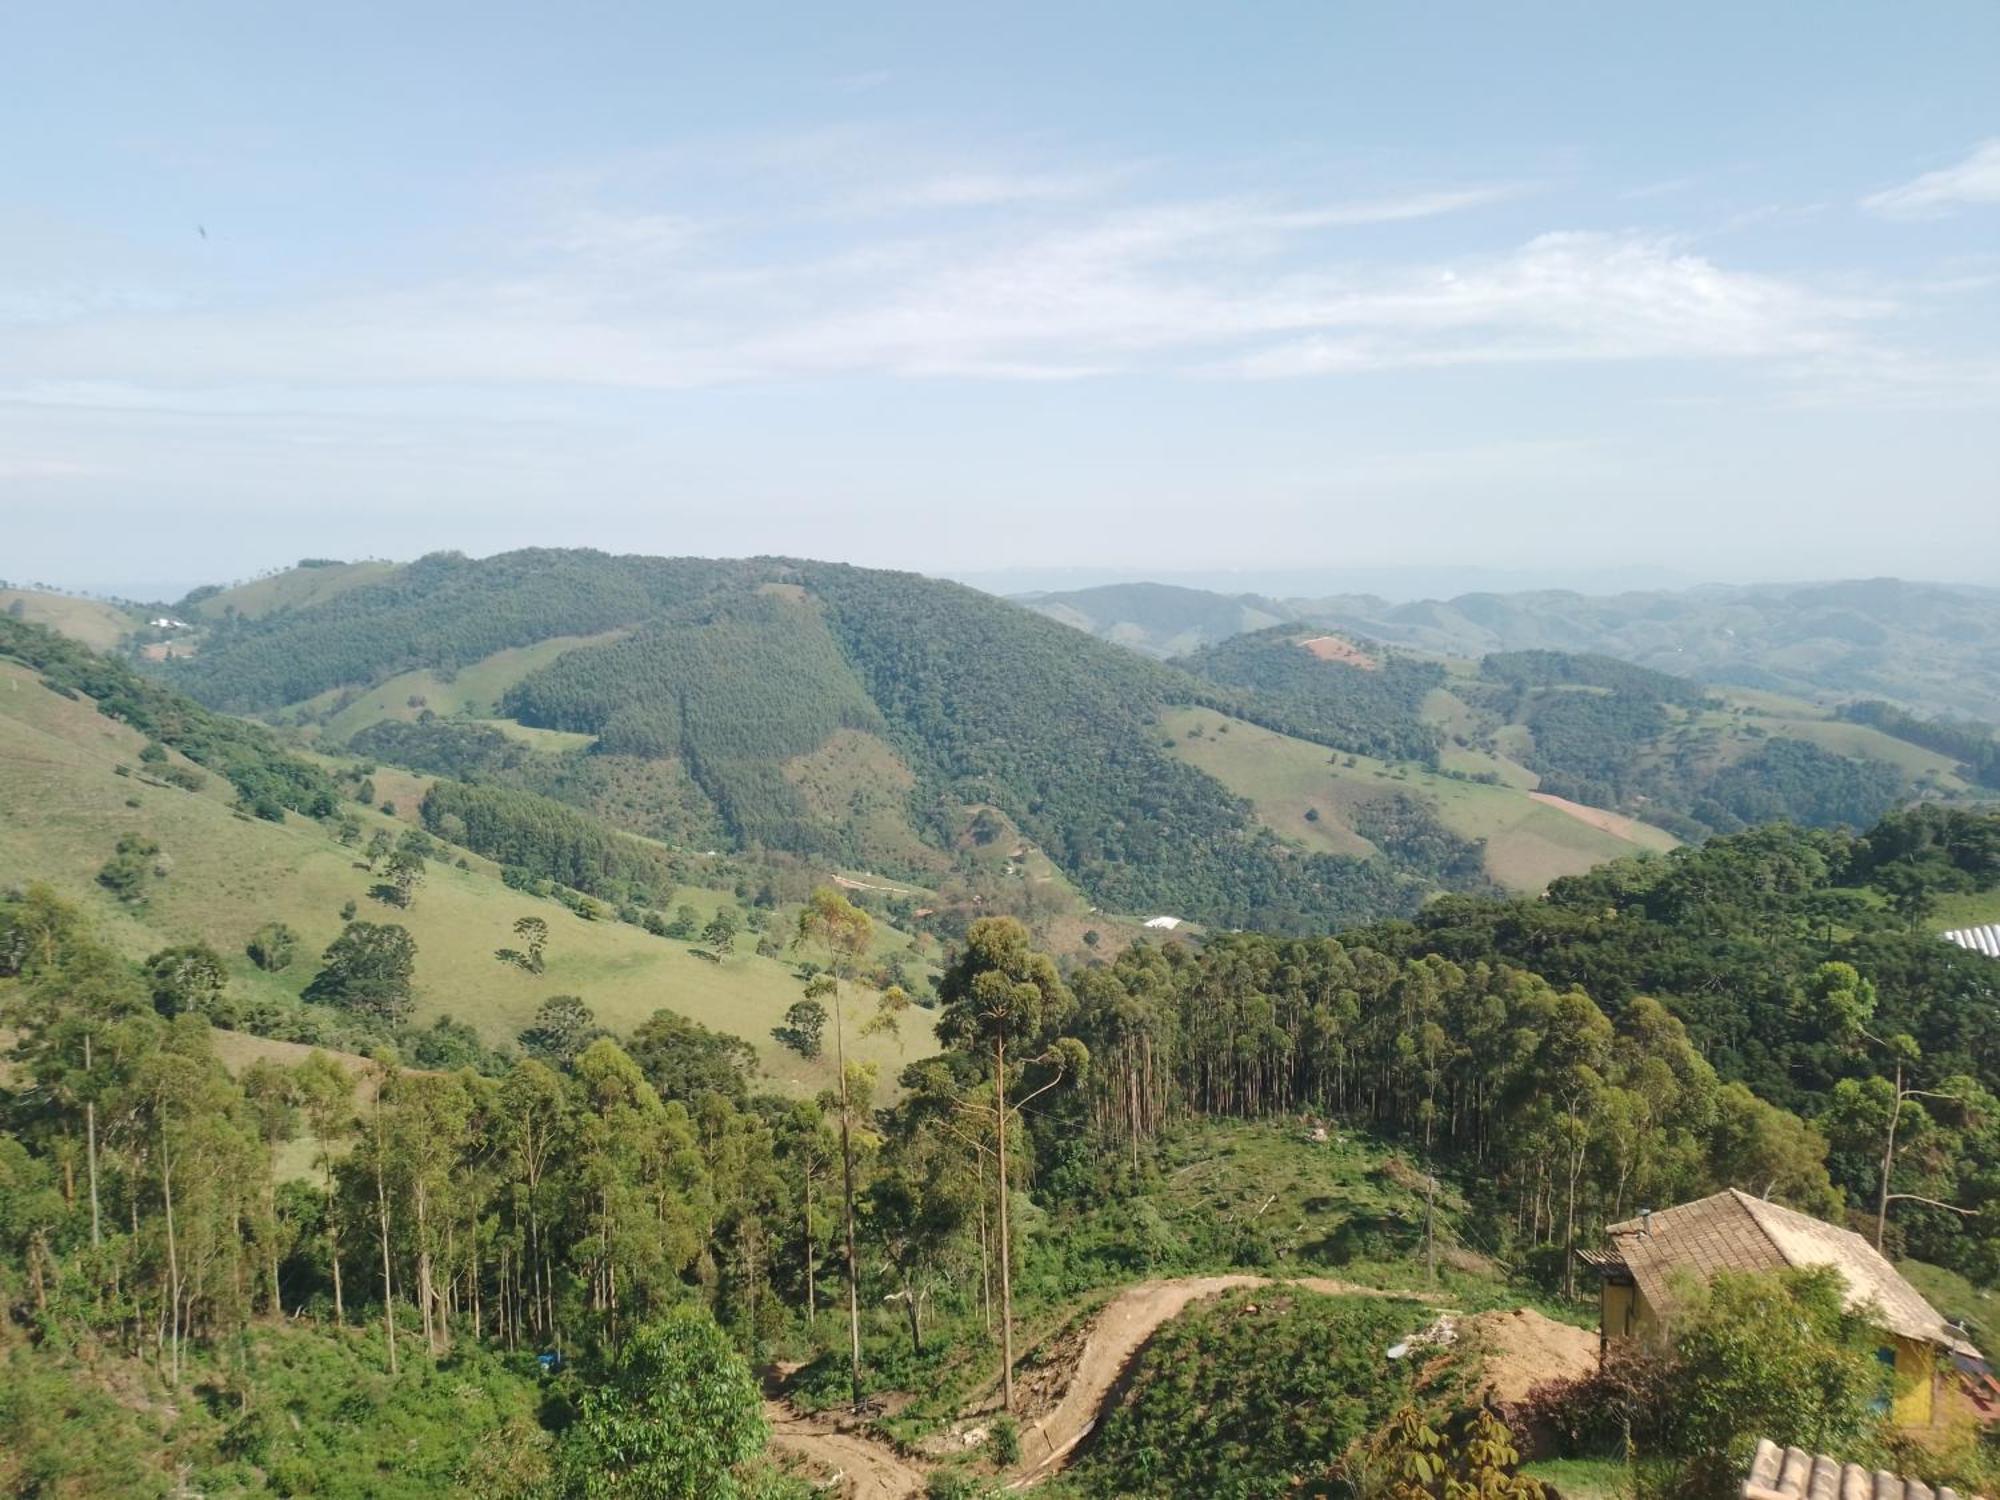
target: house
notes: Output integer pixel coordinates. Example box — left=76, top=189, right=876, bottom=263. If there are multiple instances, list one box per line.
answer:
left=149, top=616, right=191, bottom=630
left=1740, top=1436, right=1981, bottom=1500
left=1142, top=915, right=1183, bottom=931
left=1581, top=1189, right=1981, bottom=1428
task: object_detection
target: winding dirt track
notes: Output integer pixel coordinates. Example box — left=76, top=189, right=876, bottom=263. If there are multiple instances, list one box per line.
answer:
left=763, top=1400, right=927, bottom=1499
left=1009, top=1273, right=1409, bottom=1486
left=763, top=1274, right=1421, bottom=1496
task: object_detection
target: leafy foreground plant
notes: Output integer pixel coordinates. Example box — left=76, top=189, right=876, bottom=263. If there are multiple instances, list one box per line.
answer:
left=1070, top=1289, right=1444, bottom=1499
left=551, top=1305, right=767, bottom=1500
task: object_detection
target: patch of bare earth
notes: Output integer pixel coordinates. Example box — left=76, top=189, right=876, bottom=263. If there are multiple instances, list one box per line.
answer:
left=1526, top=791, right=1656, bottom=842
left=763, top=1399, right=926, bottom=1500
left=1467, top=1306, right=1598, bottom=1405
left=1298, top=635, right=1381, bottom=670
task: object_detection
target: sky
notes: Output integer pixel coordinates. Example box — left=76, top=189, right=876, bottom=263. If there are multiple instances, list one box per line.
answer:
left=4, top=1, right=1999, bottom=599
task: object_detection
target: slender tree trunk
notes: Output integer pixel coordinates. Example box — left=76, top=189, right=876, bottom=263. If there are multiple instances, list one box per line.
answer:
left=160, top=1135, right=183, bottom=1386
left=375, top=1150, right=398, bottom=1375
left=84, top=1035, right=102, bottom=1249
left=1875, top=1058, right=1903, bottom=1250
left=834, top=983, right=864, bottom=1411
left=324, top=1155, right=344, bottom=1325
left=803, top=1156, right=816, bottom=1324
left=995, top=1030, right=1015, bottom=1413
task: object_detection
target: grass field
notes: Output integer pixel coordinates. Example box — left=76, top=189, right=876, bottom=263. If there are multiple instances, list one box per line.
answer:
left=299, top=630, right=626, bottom=741
left=1162, top=707, right=1675, bottom=893
left=190, top=561, right=400, bottom=621
left=1933, top=890, right=2000, bottom=931
left=0, top=659, right=936, bottom=1096
left=1, top=589, right=138, bottom=650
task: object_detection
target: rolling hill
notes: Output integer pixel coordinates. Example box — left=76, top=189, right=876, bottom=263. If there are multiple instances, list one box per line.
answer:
left=0, top=619, right=935, bottom=1093
left=153, top=551, right=1479, bottom=930
left=1168, top=627, right=1985, bottom=844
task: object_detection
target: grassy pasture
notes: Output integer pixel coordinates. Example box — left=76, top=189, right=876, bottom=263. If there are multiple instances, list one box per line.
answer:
left=1162, top=706, right=1675, bottom=893
left=190, top=561, right=399, bottom=620
left=299, top=630, right=626, bottom=741
left=0, top=659, right=935, bottom=1096
left=0, top=589, right=138, bottom=650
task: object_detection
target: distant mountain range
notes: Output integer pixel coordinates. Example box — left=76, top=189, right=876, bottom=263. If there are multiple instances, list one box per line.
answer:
left=1016, top=576, right=2000, bottom=722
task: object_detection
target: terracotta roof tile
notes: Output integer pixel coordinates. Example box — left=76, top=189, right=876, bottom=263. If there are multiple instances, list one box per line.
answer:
left=1741, top=1437, right=1977, bottom=1500
left=1605, top=1190, right=1979, bottom=1359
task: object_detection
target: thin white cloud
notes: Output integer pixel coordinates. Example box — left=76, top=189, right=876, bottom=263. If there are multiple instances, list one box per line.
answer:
left=1862, top=140, right=2000, bottom=219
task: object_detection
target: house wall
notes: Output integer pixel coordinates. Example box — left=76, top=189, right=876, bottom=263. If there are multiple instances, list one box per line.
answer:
left=1598, top=1281, right=1661, bottom=1347
left=1891, top=1335, right=1936, bottom=1427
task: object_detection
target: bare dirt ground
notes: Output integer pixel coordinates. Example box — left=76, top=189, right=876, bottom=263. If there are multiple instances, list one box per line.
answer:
left=763, top=1399, right=927, bottom=1500
left=1467, top=1306, right=1599, bottom=1404
left=1008, top=1273, right=1412, bottom=1486
left=1298, top=635, right=1381, bottom=669
left=1527, top=790, right=1661, bottom=843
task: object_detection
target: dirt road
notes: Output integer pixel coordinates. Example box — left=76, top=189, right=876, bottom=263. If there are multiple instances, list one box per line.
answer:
left=1009, top=1273, right=1404, bottom=1485
left=764, top=1400, right=927, bottom=1500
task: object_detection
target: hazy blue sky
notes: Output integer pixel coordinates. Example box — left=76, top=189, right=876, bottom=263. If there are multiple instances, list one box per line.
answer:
left=5, top=2, right=1999, bottom=596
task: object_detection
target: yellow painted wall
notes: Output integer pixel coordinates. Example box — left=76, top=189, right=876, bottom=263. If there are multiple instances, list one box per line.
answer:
left=1892, top=1336, right=1936, bottom=1427
left=1599, top=1282, right=1662, bottom=1345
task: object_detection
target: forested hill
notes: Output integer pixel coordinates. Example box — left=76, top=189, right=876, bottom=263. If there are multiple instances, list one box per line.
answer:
left=158, top=551, right=1463, bottom=931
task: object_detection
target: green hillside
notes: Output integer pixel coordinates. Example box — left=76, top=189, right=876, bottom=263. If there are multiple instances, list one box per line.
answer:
left=1, top=587, right=140, bottom=649
left=155, top=553, right=1470, bottom=931
left=1296, top=577, right=2000, bottom=721
left=0, top=634, right=934, bottom=1093
left=1173, top=629, right=1986, bottom=844
left=186, top=558, right=402, bottom=621
left=1164, top=706, right=1676, bottom=892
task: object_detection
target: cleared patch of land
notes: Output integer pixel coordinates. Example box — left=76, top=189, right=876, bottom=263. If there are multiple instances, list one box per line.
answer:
left=1528, top=791, right=1671, bottom=843
left=1163, top=706, right=1676, bottom=893
left=299, top=630, right=627, bottom=741
left=191, top=561, right=400, bottom=620
left=0, top=589, right=137, bottom=650
left=1298, top=634, right=1379, bottom=669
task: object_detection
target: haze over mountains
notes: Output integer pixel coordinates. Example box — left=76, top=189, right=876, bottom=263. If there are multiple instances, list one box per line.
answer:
left=1018, top=575, right=2000, bottom=721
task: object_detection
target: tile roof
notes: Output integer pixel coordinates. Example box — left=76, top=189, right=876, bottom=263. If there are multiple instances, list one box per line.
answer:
left=1604, top=1189, right=1979, bottom=1360
left=1741, top=1437, right=1980, bottom=1500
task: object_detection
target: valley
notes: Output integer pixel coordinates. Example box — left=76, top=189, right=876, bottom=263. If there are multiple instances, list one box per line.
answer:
left=4, top=558, right=2000, bottom=1500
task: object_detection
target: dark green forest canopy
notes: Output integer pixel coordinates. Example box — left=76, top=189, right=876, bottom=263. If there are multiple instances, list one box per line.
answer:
left=1338, top=805, right=2000, bottom=1262
left=165, top=549, right=767, bottom=710
left=1176, top=625, right=1445, bottom=764
left=162, top=550, right=1458, bottom=930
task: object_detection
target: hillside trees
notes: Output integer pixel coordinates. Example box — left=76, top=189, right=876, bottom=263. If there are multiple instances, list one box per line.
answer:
left=421, top=779, right=677, bottom=904
left=551, top=1307, right=766, bottom=1500
left=792, top=886, right=877, bottom=1409
left=936, top=915, right=1086, bottom=1411
left=304, top=922, right=418, bottom=1025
